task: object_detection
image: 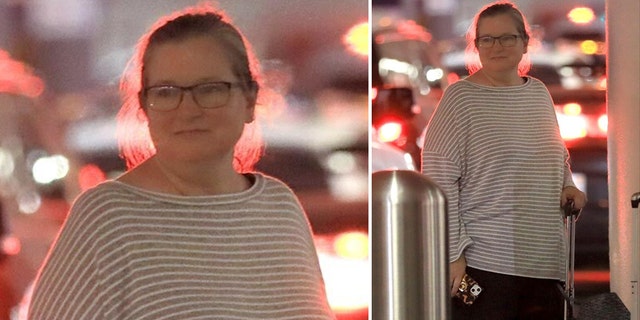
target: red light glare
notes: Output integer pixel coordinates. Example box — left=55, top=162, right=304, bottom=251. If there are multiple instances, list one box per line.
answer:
left=377, top=121, right=403, bottom=143
left=0, top=49, right=45, bottom=98
left=597, top=77, right=607, bottom=90
left=447, top=72, right=460, bottom=84
left=397, top=20, right=432, bottom=42
left=574, top=270, right=610, bottom=283
left=2, top=236, right=21, bottom=256
left=78, top=164, right=107, bottom=191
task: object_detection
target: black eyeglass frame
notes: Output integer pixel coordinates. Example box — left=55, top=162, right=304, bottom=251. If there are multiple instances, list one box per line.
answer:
left=141, top=81, right=256, bottom=111
left=475, top=34, right=522, bottom=48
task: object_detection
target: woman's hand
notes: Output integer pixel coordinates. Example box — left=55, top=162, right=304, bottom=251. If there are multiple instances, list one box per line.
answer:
left=450, top=255, right=467, bottom=296
left=561, top=186, right=587, bottom=210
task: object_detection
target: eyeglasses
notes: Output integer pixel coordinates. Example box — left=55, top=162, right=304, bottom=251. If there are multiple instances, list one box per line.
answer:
left=476, top=34, right=521, bottom=48
left=143, top=81, right=253, bottom=111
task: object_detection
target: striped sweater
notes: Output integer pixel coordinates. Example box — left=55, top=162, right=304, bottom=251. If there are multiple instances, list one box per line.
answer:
left=421, top=77, right=576, bottom=280
left=28, top=173, right=335, bottom=320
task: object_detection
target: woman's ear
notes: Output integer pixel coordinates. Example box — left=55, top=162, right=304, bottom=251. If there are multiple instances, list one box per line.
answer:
left=137, top=92, right=149, bottom=118
left=244, top=84, right=258, bottom=123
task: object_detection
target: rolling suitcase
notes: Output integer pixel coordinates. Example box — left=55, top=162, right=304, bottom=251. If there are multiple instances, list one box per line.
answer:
left=559, top=198, right=632, bottom=320
left=560, top=199, right=581, bottom=320
left=632, top=192, right=640, bottom=319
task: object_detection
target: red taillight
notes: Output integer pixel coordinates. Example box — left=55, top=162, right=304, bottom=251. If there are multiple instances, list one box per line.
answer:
left=447, top=72, right=460, bottom=84
left=2, top=236, right=21, bottom=256
left=377, top=121, right=403, bottom=143
left=597, top=77, right=607, bottom=90
left=78, top=164, right=107, bottom=191
left=556, top=102, right=606, bottom=140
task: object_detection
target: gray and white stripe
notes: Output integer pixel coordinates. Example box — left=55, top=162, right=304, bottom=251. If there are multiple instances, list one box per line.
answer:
left=28, top=173, right=335, bottom=319
left=422, top=77, right=575, bottom=280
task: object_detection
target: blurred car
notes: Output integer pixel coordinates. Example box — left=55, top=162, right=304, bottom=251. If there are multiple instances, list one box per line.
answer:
left=255, top=141, right=369, bottom=320
left=442, top=48, right=601, bottom=90
left=14, top=112, right=370, bottom=319
left=551, top=87, right=608, bottom=270
left=0, top=200, right=21, bottom=262
left=372, top=20, right=448, bottom=168
left=371, top=133, right=416, bottom=172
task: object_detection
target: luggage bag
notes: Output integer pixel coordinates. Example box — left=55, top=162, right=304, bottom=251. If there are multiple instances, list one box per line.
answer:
left=559, top=199, right=581, bottom=320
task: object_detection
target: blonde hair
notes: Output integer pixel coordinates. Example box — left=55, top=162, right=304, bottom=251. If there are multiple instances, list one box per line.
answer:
left=117, top=3, right=268, bottom=172
left=464, top=1, right=533, bottom=76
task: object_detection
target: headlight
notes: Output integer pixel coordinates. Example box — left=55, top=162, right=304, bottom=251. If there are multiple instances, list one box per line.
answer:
left=32, top=154, right=69, bottom=184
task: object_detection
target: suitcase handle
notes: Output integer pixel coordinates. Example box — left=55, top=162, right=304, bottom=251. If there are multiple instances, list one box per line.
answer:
left=563, top=199, right=582, bottom=219
left=560, top=199, right=579, bottom=319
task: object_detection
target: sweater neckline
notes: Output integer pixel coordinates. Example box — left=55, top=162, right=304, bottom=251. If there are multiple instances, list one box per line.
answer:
left=462, top=76, right=532, bottom=91
left=104, top=172, right=265, bottom=205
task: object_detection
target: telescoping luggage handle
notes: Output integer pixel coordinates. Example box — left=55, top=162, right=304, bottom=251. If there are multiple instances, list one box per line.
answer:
left=632, top=192, right=640, bottom=320
left=560, top=199, right=582, bottom=320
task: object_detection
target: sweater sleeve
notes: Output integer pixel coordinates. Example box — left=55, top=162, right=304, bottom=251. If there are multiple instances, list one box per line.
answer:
left=546, top=87, right=577, bottom=190
left=421, top=84, right=473, bottom=262
left=561, top=145, right=578, bottom=189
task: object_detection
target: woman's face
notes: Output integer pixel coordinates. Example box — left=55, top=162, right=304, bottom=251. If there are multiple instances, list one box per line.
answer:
left=476, top=13, right=527, bottom=73
left=142, top=35, right=255, bottom=163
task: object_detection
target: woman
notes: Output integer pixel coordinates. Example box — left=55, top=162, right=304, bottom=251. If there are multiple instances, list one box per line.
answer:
left=28, top=4, right=335, bottom=319
left=421, top=2, right=587, bottom=319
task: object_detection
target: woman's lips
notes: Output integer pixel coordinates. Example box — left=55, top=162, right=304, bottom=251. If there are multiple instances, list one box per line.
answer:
left=175, top=128, right=209, bottom=135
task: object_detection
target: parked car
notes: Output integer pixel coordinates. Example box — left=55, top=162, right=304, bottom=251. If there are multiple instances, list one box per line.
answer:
left=442, top=48, right=603, bottom=91
left=371, top=133, right=416, bottom=172
left=0, top=200, right=21, bottom=262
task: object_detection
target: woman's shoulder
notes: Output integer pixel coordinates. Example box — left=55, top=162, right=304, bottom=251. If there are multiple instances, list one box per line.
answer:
left=524, top=76, right=551, bottom=91
left=73, top=180, right=129, bottom=202
left=435, top=80, right=476, bottom=113
left=251, top=172, right=296, bottom=195
left=446, top=79, right=476, bottom=92
left=69, top=180, right=140, bottom=212
left=440, top=80, right=482, bottom=103
left=58, top=181, right=138, bottom=235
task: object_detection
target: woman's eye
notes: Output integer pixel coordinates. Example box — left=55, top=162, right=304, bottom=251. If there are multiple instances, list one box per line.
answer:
left=155, top=87, right=179, bottom=97
left=197, top=84, right=225, bottom=94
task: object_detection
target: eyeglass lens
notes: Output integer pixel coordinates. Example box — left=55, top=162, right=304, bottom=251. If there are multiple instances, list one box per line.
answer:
left=146, top=82, right=231, bottom=110
left=478, top=35, right=518, bottom=47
